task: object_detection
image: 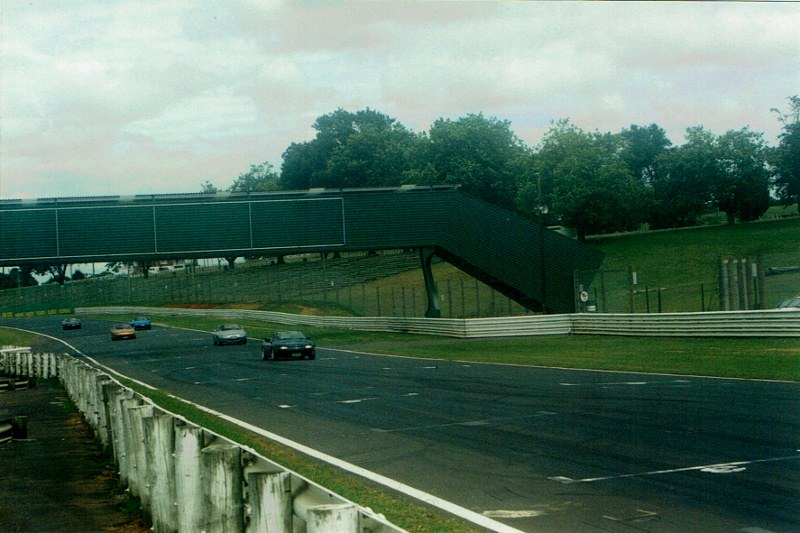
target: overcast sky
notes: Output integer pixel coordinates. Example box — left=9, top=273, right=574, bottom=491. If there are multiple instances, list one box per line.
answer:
left=1, top=0, right=798, bottom=200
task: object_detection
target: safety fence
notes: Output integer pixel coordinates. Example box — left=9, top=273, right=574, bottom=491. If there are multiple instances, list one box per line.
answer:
left=3, top=348, right=404, bottom=533
left=78, top=306, right=800, bottom=338
left=1, top=347, right=59, bottom=379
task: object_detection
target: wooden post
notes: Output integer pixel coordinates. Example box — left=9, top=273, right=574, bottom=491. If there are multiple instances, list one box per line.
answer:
left=175, top=425, right=205, bottom=532
left=248, top=471, right=293, bottom=533
left=200, top=443, right=244, bottom=532
left=144, top=415, right=178, bottom=533
left=307, top=504, right=358, bottom=533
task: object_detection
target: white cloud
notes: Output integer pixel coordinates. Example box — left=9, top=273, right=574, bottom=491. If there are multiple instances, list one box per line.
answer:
left=1, top=0, right=798, bottom=199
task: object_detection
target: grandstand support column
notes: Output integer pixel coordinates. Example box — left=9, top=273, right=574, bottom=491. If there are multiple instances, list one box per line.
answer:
left=420, top=247, right=441, bottom=318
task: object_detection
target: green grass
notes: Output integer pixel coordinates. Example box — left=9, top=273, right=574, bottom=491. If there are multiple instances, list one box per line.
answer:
left=590, top=218, right=800, bottom=312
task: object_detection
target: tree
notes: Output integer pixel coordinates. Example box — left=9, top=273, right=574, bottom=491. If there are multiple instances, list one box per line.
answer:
left=648, top=127, right=718, bottom=229
left=713, top=127, right=771, bottom=224
left=280, top=108, right=417, bottom=190
left=419, top=113, right=534, bottom=211
left=32, top=263, right=69, bottom=285
left=619, top=124, right=672, bottom=185
left=523, top=119, right=648, bottom=239
left=771, top=96, right=800, bottom=214
left=201, top=180, right=219, bottom=193
left=229, top=162, right=280, bottom=193
left=0, top=267, right=38, bottom=290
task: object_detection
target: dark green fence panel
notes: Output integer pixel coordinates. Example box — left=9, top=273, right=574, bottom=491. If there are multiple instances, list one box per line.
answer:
left=59, top=205, right=155, bottom=257
left=251, top=197, right=344, bottom=249
left=0, top=207, right=58, bottom=261
left=155, top=202, right=250, bottom=254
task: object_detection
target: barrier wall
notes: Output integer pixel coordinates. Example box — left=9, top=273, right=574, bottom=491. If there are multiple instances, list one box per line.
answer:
left=78, top=306, right=800, bottom=338
left=3, top=348, right=404, bottom=533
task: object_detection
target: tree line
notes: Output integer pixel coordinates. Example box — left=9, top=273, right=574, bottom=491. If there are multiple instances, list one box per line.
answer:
left=204, top=96, right=799, bottom=241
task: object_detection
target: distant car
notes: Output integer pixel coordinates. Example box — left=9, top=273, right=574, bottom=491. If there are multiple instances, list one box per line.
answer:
left=777, top=295, right=800, bottom=309
left=129, top=316, right=152, bottom=330
left=262, top=330, right=316, bottom=361
left=110, top=323, right=136, bottom=341
left=212, top=324, right=247, bottom=345
left=62, top=317, right=82, bottom=330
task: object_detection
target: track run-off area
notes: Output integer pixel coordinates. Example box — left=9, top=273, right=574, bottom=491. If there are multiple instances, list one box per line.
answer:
left=4, top=317, right=799, bottom=533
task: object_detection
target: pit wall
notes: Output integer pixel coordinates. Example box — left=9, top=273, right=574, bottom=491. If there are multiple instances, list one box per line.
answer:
left=0, top=347, right=403, bottom=533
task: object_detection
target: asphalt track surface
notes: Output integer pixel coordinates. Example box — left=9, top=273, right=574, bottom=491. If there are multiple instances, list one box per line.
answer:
left=4, top=317, right=799, bottom=533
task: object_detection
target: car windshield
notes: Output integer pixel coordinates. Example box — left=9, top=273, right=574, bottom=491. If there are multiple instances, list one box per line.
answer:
left=220, top=324, right=241, bottom=331
left=276, top=331, right=307, bottom=340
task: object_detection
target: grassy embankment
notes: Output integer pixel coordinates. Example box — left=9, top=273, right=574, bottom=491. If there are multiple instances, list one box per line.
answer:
left=590, top=217, right=800, bottom=312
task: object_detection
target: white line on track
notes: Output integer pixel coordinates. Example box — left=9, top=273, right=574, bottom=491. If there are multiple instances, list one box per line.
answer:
left=549, top=453, right=800, bottom=484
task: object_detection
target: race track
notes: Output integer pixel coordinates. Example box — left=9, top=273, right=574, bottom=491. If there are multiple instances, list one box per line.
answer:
left=5, top=317, right=799, bottom=533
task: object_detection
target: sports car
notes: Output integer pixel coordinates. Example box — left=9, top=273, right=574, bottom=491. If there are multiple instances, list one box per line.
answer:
left=110, top=323, right=136, bottom=341
left=62, top=317, right=82, bottom=330
left=212, top=324, right=247, bottom=345
left=261, top=330, right=316, bottom=360
left=129, top=316, right=152, bottom=330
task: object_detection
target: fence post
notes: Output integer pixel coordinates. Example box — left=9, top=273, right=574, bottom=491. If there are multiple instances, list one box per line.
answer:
left=729, top=259, right=740, bottom=311
left=144, top=414, right=178, bottom=533
left=175, top=424, right=206, bottom=532
left=307, top=504, right=359, bottom=533
left=200, top=443, right=244, bottom=532
left=719, top=258, right=729, bottom=311
left=248, top=471, right=293, bottom=532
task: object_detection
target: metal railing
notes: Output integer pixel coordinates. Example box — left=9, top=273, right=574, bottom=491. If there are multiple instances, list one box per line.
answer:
left=78, top=306, right=800, bottom=338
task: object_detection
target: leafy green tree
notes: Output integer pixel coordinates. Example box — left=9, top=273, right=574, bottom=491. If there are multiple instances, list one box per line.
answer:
left=32, top=263, right=69, bottom=285
left=714, top=127, right=771, bottom=223
left=418, top=113, right=533, bottom=211
left=648, top=126, right=717, bottom=229
left=280, top=108, right=416, bottom=190
left=524, top=119, right=647, bottom=239
left=619, top=124, right=672, bottom=185
left=0, top=267, right=38, bottom=289
left=771, top=96, right=800, bottom=214
left=201, top=180, right=219, bottom=193
left=229, top=161, right=280, bottom=192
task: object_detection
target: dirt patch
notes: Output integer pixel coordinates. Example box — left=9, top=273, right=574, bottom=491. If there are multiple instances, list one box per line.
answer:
left=0, top=381, right=149, bottom=533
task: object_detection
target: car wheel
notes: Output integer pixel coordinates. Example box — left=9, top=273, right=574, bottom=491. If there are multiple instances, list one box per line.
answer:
left=308, top=352, right=316, bottom=360
left=240, top=338, right=247, bottom=345
left=213, top=337, right=218, bottom=346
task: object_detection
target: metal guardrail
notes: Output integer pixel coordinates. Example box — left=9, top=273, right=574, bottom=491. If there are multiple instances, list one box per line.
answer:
left=78, top=306, right=800, bottom=338
left=0, top=415, right=27, bottom=444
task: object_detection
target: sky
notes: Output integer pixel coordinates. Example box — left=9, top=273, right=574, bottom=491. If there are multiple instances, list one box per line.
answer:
left=1, top=0, right=798, bottom=200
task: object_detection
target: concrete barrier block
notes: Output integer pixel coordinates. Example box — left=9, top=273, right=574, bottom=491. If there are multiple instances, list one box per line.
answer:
left=201, top=443, right=244, bottom=533
left=247, top=471, right=292, bottom=533
left=307, top=504, right=359, bottom=533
